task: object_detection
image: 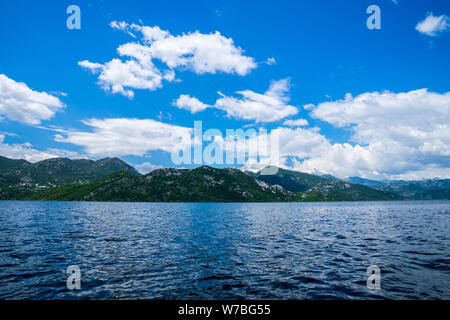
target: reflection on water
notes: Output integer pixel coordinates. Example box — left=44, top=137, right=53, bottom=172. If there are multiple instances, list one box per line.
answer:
left=0, top=201, right=449, bottom=299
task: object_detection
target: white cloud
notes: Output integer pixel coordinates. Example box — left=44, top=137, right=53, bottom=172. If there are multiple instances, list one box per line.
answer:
left=309, top=89, right=450, bottom=143
left=238, top=125, right=330, bottom=171
left=135, top=161, right=163, bottom=174
left=78, top=58, right=164, bottom=99
left=110, top=21, right=129, bottom=31
left=283, top=118, right=309, bottom=127
left=213, top=78, right=299, bottom=122
left=79, top=22, right=257, bottom=97
left=54, top=118, right=192, bottom=157
left=240, top=126, right=329, bottom=173
left=264, top=57, right=276, bottom=65
left=0, top=74, right=65, bottom=124
left=416, top=13, right=450, bottom=36
left=274, top=126, right=330, bottom=158
left=242, top=88, right=450, bottom=180
left=296, top=89, right=450, bottom=179
left=242, top=127, right=450, bottom=180
left=173, top=95, right=210, bottom=113
left=174, top=79, right=298, bottom=122
left=49, top=91, right=68, bottom=97
left=0, top=134, right=80, bottom=163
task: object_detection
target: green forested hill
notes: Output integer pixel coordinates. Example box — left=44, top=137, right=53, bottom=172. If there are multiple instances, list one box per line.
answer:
left=0, top=156, right=138, bottom=199
left=28, top=166, right=294, bottom=202
left=26, top=165, right=402, bottom=202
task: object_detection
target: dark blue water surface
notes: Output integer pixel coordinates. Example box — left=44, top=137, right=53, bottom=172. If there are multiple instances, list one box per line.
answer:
left=0, top=201, right=449, bottom=300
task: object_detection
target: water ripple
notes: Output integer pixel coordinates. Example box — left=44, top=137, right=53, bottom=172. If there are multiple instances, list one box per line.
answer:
left=0, top=200, right=449, bottom=299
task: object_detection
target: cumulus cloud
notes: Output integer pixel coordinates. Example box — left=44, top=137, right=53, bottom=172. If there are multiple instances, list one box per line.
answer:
left=172, top=95, right=210, bottom=113
left=174, top=79, right=298, bottom=122
left=416, top=13, right=450, bottom=36
left=78, top=57, right=164, bottom=99
left=54, top=118, right=192, bottom=157
left=0, top=134, right=80, bottom=163
left=296, top=89, right=450, bottom=179
left=242, top=129, right=450, bottom=181
left=0, top=74, right=65, bottom=124
left=79, top=21, right=257, bottom=97
left=215, top=79, right=298, bottom=122
left=309, top=89, right=449, bottom=141
left=283, top=118, right=309, bottom=127
left=242, top=88, right=450, bottom=180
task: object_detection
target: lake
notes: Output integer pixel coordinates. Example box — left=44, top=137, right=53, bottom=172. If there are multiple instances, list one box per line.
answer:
left=0, top=201, right=449, bottom=299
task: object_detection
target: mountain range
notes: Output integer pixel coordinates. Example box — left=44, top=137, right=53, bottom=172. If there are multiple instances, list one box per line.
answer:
left=346, top=176, right=450, bottom=200
left=0, top=156, right=448, bottom=202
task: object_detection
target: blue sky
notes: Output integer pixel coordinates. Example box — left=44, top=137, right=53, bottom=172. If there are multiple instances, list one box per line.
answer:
left=0, top=0, right=449, bottom=180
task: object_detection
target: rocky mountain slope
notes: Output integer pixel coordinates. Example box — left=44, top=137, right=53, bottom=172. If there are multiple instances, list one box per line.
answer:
left=256, top=167, right=403, bottom=201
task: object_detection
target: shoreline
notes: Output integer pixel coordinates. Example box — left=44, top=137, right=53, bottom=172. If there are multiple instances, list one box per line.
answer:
left=2, top=199, right=448, bottom=204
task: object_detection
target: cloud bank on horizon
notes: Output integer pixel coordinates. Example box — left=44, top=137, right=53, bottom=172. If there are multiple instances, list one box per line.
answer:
left=0, top=2, right=449, bottom=181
